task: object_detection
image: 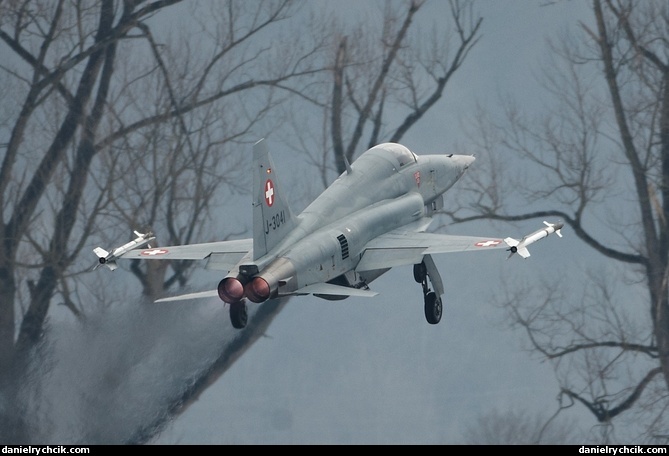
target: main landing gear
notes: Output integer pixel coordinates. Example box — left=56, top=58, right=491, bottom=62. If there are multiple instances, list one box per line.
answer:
left=229, top=301, right=248, bottom=329
left=413, top=258, right=443, bottom=325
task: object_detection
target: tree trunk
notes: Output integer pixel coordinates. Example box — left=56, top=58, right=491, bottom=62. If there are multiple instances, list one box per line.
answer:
left=0, top=268, right=16, bottom=373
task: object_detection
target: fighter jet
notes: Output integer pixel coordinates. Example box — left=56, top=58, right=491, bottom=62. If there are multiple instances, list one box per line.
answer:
left=97, top=139, right=562, bottom=329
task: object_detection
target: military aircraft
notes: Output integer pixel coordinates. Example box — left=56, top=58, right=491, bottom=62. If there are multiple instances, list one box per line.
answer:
left=95, top=139, right=562, bottom=329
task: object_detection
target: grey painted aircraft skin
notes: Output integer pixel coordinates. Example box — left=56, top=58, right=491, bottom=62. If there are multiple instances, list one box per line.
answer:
left=99, top=139, right=562, bottom=329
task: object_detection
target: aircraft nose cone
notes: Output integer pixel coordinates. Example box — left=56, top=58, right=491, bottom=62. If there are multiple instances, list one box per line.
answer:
left=452, top=154, right=475, bottom=171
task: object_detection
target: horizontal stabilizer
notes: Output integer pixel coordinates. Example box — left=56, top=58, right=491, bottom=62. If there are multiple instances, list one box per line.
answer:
left=155, top=289, right=219, bottom=303
left=154, top=281, right=380, bottom=303
left=293, top=283, right=378, bottom=298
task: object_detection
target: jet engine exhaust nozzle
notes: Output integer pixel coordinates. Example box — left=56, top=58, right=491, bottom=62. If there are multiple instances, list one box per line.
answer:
left=218, top=277, right=245, bottom=303
left=245, top=277, right=271, bottom=303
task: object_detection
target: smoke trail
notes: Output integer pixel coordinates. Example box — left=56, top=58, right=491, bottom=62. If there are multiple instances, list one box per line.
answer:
left=7, top=296, right=285, bottom=444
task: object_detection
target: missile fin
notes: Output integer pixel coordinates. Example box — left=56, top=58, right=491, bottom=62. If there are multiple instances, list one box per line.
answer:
left=93, top=247, right=110, bottom=259
left=503, top=237, right=519, bottom=248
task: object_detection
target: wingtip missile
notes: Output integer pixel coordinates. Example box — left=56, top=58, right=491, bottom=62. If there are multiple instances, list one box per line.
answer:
left=504, top=220, right=564, bottom=259
left=93, top=230, right=156, bottom=271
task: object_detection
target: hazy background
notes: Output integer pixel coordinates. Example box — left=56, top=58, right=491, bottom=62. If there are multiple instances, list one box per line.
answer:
left=8, top=0, right=651, bottom=445
left=147, top=0, right=601, bottom=444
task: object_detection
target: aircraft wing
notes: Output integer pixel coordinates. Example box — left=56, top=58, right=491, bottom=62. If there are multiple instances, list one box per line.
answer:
left=119, top=239, right=253, bottom=272
left=356, top=229, right=506, bottom=272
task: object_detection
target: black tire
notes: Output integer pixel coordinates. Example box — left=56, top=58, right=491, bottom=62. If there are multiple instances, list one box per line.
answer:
left=230, top=301, right=248, bottom=329
left=424, top=292, right=442, bottom=325
left=413, top=262, right=427, bottom=283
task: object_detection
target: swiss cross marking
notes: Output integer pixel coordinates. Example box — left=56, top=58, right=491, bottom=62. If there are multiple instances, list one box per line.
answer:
left=265, top=179, right=275, bottom=207
left=475, top=240, right=502, bottom=247
left=141, top=248, right=168, bottom=256
left=414, top=171, right=421, bottom=187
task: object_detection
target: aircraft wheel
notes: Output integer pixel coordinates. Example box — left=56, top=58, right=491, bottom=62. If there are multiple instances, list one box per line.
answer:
left=413, top=262, right=427, bottom=283
left=230, top=301, right=248, bottom=329
left=424, top=292, right=442, bottom=325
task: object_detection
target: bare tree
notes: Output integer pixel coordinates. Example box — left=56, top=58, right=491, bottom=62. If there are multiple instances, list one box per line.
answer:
left=455, top=0, right=669, bottom=443
left=0, top=0, right=328, bottom=442
left=0, top=0, right=520, bottom=444
left=461, top=408, right=582, bottom=445
left=277, top=0, right=482, bottom=190
left=91, top=1, right=324, bottom=301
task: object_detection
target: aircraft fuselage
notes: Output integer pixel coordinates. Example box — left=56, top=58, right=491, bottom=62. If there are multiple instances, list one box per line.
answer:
left=233, top=143, right=474, bottom=303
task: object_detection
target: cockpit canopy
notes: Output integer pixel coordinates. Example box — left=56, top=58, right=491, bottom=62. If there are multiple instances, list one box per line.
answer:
left=367, top=143, right=418, bottom=169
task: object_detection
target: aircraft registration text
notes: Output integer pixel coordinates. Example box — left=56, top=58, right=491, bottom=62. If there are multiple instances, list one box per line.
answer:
left=265, top=210, right=286, bottom=234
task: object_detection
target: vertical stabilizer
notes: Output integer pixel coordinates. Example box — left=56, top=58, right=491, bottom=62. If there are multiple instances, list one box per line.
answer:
left=252, top=139, right=297, bottom=260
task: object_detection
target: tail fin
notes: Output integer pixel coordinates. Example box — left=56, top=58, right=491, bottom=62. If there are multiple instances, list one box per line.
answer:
left=252, top=139, right=297, bottom=260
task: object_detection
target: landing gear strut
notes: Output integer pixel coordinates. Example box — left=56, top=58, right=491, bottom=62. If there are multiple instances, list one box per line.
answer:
left=413, top=258, right=443, bottom=325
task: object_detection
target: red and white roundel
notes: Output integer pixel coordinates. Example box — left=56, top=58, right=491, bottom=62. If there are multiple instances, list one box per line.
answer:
left=264, top=179, right=275, bottom=207
left=474, top=240, right=502, bottom=247
left=141, top=248, right=168, bottom=256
